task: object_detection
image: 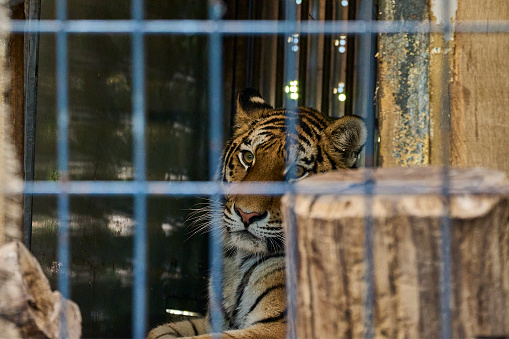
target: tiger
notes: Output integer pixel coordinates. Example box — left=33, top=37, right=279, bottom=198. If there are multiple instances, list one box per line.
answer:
left=147, top=88, right=367, bottom=339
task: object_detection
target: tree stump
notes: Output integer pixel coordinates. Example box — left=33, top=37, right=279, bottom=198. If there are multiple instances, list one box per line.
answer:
left=0, top=241, right=81, bottom=339
left=282, top=167, right=509, bottom=338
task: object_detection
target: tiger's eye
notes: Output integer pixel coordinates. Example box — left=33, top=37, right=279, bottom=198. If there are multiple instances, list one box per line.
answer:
left=242, top=151, right=254, bottom=164
left=293, top=165, right=306, bottom=178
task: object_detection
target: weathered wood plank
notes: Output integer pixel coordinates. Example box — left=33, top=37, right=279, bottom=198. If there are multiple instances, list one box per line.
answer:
left=377, top=0, right=430, bottom=167
left=450, top=0, right=509, bottom=174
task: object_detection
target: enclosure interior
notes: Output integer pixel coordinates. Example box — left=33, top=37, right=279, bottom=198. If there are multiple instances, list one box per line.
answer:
left=27, top=0, right=372, bottom=337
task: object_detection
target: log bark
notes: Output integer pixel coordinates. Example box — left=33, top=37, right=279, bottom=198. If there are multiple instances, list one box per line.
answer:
left=283, top=167, right=509, bottom=338
left=0, top=241, right=81, bottom=339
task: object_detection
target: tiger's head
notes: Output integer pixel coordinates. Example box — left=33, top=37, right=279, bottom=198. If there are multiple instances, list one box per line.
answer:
left=221, top=88, right=366, bottom=255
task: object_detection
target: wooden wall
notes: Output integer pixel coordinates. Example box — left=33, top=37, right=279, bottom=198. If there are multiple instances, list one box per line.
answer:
left=449, top=0, right=509, bottom=174
left=378, top=0, right=509, bottom=175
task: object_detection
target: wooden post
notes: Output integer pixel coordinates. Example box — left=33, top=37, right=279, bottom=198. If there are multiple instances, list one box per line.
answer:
left=377, top=0, right=431, bottom=167
left=8, top=1, right=25, bottom=174
left=0, top=0, right=22, bottom=244
left=283, top=167, right=509, bottom=338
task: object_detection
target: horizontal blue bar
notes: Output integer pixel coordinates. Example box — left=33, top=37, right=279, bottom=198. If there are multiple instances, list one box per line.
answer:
left=13, top=180, right=509, bottom=196
left=3, top=19, right=509, bottom=34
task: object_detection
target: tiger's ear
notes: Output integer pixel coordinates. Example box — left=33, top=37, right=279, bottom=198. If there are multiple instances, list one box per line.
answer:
left=234, top=88, right=273, bottom=128
left=322, top=115, right=367, bottom=168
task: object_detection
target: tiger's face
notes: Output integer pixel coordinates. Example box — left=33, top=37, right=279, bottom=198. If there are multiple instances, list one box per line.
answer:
left=221, top=88, right=366, bottom=255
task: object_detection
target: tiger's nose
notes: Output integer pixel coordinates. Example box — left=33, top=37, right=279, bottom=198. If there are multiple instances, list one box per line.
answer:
left=234, top=208, right=268, bottom=226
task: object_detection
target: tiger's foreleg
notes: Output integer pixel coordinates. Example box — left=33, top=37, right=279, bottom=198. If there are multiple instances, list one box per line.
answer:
left=147, top=317, right=210, bottom=339
left=148, top=321, right=285, bottom=339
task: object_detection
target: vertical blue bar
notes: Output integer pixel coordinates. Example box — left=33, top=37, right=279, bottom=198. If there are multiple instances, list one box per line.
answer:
left=439, top=0, right=452, bottom=338
left=56, top=0, right=70, bottom=337
left=208, top=0, right=224, bottom=336
left=357, top=0, right=376, bottom=168
left=283, top=2, right=298, bottom=339
left=357, top=0, right=376, bottom=338
left=131, top=0, right=147, bottom=338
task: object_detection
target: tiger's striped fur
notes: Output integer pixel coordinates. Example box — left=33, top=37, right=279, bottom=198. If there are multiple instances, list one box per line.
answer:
left=147, top=89, right=366, bottom=339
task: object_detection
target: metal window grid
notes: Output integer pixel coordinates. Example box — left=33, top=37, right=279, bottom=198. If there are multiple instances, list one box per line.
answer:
left=13, top=0, right=509, bottom=338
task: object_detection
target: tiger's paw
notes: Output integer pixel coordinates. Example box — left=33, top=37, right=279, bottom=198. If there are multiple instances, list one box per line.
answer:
left=146, top=325, right=179, bottom=339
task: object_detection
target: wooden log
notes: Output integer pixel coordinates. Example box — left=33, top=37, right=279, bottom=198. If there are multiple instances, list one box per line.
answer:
left=0, top=241, right=81, bottom=339
left=282, top=167, right=509, bottom=338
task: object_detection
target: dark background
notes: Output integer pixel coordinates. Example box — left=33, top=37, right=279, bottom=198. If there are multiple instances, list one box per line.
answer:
left=30, top=1, right=356, bottom=337
left=32, top=1, right=210, bottom=337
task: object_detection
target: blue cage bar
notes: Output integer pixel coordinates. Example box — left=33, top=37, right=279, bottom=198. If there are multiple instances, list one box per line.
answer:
left=6, top=19, right=509, bottom=34
left=55, top=0, right=70, bottom=337
left=207, top=0, right=225, bottom=336
left=131, top=0, right=148, bottom=337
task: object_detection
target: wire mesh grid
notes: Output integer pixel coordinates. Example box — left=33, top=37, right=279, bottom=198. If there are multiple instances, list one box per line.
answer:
left=15, top=0, right=509, bottom=338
